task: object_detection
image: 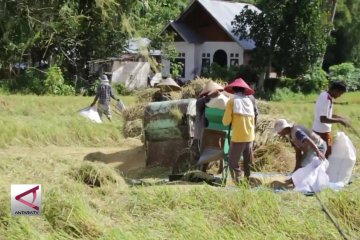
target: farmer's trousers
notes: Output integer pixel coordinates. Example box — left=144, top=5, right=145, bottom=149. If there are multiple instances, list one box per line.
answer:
left=229, top=141, right=253, bottom=178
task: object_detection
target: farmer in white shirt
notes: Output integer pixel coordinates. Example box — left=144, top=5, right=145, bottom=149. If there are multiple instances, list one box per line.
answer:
left=312, top=81, right=348, bottom=158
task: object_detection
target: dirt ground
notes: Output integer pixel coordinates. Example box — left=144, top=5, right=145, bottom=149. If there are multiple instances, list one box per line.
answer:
left=0, top=138, right=146, bottom=173
left=0, top=139, right=293, bottom=189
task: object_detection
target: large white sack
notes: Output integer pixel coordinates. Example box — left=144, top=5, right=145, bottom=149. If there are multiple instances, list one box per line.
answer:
left=206, top=93, right=229, bottom=110
left=292, top=157, right=329, bottom=193
left=79, top=106, right=102, bottom=123
left=326, top=132, right=356, bottom=184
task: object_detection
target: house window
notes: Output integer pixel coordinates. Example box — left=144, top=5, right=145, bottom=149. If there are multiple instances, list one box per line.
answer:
left=230, top=59, right=239, bottom=66
left=201, top=58, right=211, bottom=75
left=171, top=53, right=185, bottom=78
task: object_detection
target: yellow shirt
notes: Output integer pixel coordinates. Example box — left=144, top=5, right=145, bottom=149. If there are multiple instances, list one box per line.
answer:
left=222, top=98, right=255, bottom=142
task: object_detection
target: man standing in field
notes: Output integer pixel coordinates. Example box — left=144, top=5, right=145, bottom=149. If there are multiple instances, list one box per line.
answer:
left=312, top=81, right=348, bottom=158
left=222, top=78, right=255, bottom=184
left=90, top=74, right=120, bottom=121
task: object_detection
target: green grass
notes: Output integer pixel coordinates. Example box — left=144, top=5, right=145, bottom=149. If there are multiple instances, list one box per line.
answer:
left=0, top=95, right=137, bottom=147
left=0, top=93, right=359, bottom=239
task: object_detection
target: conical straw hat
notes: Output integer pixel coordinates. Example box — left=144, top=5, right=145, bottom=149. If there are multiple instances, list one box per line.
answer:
left=199, top=81, right=224, bottom=97
left=156, top=77, right=181, bottom=92
left=224, top=78, right=254, bottom=95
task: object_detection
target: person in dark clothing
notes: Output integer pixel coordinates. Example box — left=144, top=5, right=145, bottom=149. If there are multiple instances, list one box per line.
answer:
left=90, top=74, right=120, bottom=121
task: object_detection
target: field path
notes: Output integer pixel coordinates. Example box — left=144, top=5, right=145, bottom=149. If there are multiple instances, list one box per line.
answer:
left=0, top=138, right=146, bottom=173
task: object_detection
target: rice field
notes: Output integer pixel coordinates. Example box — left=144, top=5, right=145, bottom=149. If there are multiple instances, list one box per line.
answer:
left=0, top=92, right=359, bottom=239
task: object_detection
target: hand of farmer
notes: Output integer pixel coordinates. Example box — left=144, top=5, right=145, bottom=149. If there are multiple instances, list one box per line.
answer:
left=339, top=118, right=350, bottom=127
left=316, top=150, right=326, bottom=161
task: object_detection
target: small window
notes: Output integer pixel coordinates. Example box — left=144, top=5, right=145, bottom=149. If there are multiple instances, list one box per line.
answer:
left=202, top=53, right=206, bottom=57
left=230, top=59, right=239, bottom=66
left=201, top=58, right=211, bottom=75
left=230, top=53, right=234, bottom=58
left=235, top=53, right=239, bottom=57
left=206, top=53, right=210, bottom=57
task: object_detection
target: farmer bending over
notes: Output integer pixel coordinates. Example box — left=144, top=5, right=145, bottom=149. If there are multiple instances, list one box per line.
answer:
left=222, top=78, right=255, bottom=184
left=274, top=119, right=327, bottom=172
left=90, top=74, right=120, bottom=121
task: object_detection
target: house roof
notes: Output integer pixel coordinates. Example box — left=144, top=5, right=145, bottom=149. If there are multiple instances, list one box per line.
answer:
left=165, top=0, right=260, bottom=50
left=169, top=22, right=203, bottom=44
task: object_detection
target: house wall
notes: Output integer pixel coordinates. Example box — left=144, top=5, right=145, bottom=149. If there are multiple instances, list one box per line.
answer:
left=162, top=41, right=244, bottom=82
left=161, top=42, right=196, bottom=82
left=198, top=42, right=244, bottom=67
left=111, top=62, right=150, bottom=90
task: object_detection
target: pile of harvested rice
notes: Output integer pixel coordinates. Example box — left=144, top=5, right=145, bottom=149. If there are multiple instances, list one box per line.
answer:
left=71, top=162, right=126, bottom=188
left=122, top=103, right=147, bottom=122
left=123, top=119, right=143, bottom=139
left=181, top=77, right=210, bottom=99
left=252, top=116, right=293, bottom=172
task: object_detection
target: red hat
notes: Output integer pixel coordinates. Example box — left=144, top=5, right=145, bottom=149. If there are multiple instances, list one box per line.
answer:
left=224, top=78, right=255, bottom=95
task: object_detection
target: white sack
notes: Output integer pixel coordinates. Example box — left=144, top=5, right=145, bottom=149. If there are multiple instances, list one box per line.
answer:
left=206, top=93, right=229, bottom=110
left=326, top=132, right=356, bottom=184
left=292, top=157, right=329, bottom=193
left=115, top=99, right=126, bottom=111
left=79, top=106, right=102, bottom=124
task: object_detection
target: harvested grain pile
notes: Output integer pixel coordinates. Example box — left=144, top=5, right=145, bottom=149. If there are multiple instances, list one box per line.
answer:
left=71, top=162, right=126, bottom=188
left=136, top=88, right=158, bottom=103
left=253, top=116, right=293, bottom=172
left=122, top=103, right=147, bottom=122
left=181, top=77, right=211, bottom=99
left=123, top=119, right=143, bottom=138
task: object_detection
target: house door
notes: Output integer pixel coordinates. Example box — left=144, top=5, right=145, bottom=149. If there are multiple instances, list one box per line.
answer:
left=213, top=49, right=227, bottom=67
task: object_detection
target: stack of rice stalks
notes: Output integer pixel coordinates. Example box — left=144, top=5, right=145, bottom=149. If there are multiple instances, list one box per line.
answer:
left=121, top=103, right=147, bottom=139
left=181, top=77, right=211, bottom=99
left=253, top=116, right=293, bottom=173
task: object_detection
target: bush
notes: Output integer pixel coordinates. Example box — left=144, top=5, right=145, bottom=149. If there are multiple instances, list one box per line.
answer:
left=269, top=87, right=306, bottom=102
left=264, top=67, right=328, bottom=99
left=44, top=66, right=75, bottom=95
left=114, top=83, right=133, bottom=96
left=202, top=63, right=258, bottom=83
left=299, top=67, right=328, bottom=94
left=329, top=62, right=360, bottom=91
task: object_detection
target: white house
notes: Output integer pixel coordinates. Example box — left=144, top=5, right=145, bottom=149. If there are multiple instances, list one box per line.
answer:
left=161, top=0, right=260, bottom=82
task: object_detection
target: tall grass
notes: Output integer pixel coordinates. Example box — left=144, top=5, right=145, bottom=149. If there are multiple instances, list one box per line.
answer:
left=0, top=93, right=359, bottom=239
left=0, top=95, right=136, bottom=147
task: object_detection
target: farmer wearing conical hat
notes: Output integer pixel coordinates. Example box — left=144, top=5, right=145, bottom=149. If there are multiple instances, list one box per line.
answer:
left=222, top=78, right=256, bottom=183
left=152, top=77, right=181, bottom=102
left=90, top=74, right=120, bottom=121
left=193, top=81, right=224, bottom=147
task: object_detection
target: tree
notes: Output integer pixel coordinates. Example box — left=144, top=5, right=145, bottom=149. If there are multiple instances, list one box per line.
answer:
left=0, top=0, right=135, bottom=87
left=323, top=0, right=360, bottom=69
left=232, top=0, right=331, bottom=91
left=129, top=0, right=188, bottom=49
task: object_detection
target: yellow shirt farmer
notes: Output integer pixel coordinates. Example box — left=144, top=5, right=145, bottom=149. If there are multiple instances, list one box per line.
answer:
left=222, top=78, right=256, bottom=183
